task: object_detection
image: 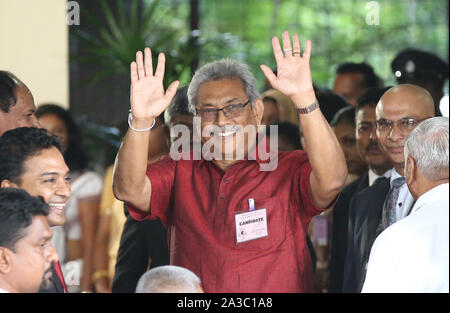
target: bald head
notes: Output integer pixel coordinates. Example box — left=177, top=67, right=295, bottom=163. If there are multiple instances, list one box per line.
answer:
left=375, top=84, right=435, bottom=174
left=377, top=84, right=435, bottom=118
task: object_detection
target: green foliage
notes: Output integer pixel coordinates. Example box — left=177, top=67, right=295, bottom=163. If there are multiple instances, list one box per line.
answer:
left=198, top=0, right=448, bottom=90
left=71, top=0, right=194, bottom=88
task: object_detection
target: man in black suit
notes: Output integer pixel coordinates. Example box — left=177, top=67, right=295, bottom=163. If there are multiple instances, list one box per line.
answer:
left=0, top=128, right=71, bottom=293
left=328, top=87, right=392, bottom=292
left=342, top=84, right=435, bottom=292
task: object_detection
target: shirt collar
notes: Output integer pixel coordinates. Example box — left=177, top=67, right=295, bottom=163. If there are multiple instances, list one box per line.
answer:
left=411, top=183, right=449, bottom=214
left=368, top=168, right=392, bottom=186
left=390, top=168, right=405, bottom=186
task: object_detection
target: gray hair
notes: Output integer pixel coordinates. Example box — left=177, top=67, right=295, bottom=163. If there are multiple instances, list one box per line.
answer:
left=164, top=85, right=194, bottom=125
left=404, top=117, right=449, bottom=181
left=187, top=58, right=260, bottom=113
left=135, top=265, right=202, bottom=293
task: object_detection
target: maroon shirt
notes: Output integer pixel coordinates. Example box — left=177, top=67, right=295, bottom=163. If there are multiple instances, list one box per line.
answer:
left=128, top=139, right=325, bottom=292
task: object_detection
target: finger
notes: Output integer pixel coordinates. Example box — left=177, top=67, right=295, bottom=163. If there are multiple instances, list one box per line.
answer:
left=260, top=64, right=278, bottom=88
left=136, top=51, right=145, bottom=79
left=272, top=37, right=284, bottom=64
left=303, top=40, right=312, bottom=60
left=292, top=34, right=301, bottom=55
left=144, top=47, right=153, bottom=77
left=130, top=61, right=138, bottom=84
left=154, top=53, right=166, bottom=81
left=282, top=30, right=292, bottom=56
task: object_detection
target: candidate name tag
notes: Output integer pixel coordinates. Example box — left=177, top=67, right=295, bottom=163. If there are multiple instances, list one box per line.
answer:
left=235, top=208, right=268, bottom=244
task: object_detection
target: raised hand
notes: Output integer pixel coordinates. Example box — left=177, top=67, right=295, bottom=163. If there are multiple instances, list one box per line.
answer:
left=130, top=47, right=179, bottom=121
left=260, top=31, right=314, bottom=99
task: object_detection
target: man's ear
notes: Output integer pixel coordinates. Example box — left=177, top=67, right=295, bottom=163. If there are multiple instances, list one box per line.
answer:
left=405, top=156, right=416, bottom=186
left=0, top=180, right=19, bottom=189
left=0, top=248, right=12, bottom=274
left=252, top=98, right=264, bottom=126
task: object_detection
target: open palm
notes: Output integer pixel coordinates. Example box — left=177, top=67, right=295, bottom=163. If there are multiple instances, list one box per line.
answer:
left=261, top=31, right=314, bottom=97
left=130, top=47, right=179, bottom=120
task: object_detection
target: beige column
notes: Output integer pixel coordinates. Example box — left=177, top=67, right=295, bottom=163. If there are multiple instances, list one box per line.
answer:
left=0, top=0, right=69, bottom=108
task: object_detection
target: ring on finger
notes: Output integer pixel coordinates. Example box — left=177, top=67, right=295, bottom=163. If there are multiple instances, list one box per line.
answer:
left=293, top=51, right=301, bottom=56
left=284, top=49, right=292, bottom=56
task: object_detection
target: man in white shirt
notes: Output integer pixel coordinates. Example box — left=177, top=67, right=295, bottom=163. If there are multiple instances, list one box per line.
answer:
left=0, top=188, right=58, bottom=293
left=363, top=117, right=449, bottom=292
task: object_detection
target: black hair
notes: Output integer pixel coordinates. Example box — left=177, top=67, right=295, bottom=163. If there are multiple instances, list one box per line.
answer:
left=266, top=121, right=302, bottom=150
left=35, top=104, right=88, bottom=172
left=315, top=90, right=350, bottom=123
left=336, top=62, right=383, bottom=89
left=355, top=86, right=393, bottom=113
left=0, top=188, right=49, bottom=252
left=0, top=127, right=62, bottom=185
left=330, top=106, right=356, bottom=127
left=0, top=71, right=20, bottom=113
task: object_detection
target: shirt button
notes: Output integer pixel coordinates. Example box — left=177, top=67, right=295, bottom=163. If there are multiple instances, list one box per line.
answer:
left=220, top=196, right=225, bottom=201
left=224, top=179, right=230, bottom=184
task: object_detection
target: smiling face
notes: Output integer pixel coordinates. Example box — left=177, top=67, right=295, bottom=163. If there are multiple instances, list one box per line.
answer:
left=10, top=148, right=71, bottom=226
left=376, top=85, right=435, bottom=173
left=0, top=85, right=39, bottom=136
left=4, top=215, right=56, bottom=293
left=196, top=78, right=263, bottom=160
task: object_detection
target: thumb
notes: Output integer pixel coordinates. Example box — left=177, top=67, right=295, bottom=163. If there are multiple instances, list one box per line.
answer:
left=260, top=65, right=278, bottom=89
left=163, top=80, right=180, bottom=105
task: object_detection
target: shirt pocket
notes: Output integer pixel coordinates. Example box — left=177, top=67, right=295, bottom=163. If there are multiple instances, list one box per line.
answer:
left=232, top=196, right=287, bottom=252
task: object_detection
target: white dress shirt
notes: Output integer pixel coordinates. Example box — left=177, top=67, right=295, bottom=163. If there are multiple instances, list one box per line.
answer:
left=0, top=287, right=9, bottom=293
left=362, top=183, right=449, bottom=293
left=390, top=169, right=415, bottom=221
left=368, top=168, right=392, bottom=187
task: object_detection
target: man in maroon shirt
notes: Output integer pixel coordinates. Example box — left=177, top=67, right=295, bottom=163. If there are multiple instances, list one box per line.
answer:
left=113, top=31, right=347, bottom=292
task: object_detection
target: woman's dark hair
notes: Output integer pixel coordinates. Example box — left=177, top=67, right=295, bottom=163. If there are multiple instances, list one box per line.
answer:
left=330, top=106, right=356, bottom=127
left=316, top=90, right=350, bottom=123
left=35, top=104, right=88, bottom=171
left=266, top=121, right=302, bottom=150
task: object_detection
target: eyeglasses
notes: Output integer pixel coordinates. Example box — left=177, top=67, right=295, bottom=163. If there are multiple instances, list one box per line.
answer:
left=376, top=118, right=425, bottom=133
left=196, top=100, right=250, bottom=122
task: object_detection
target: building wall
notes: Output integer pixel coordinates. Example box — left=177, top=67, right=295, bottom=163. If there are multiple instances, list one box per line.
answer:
left=0, top=0, right=69, bottom=108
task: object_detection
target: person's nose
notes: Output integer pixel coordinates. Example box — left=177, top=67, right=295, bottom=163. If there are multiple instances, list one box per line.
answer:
left=31, top=115, right=41, bottom=128
left=369, top=127, right=377, bottom=141
left=216, top=109, right=230, bottom=127
left=387, top=123, right=404, bottom=141
left=57, top=178, right=71, bottom=199
left=46, top=243, right=59, bottom=264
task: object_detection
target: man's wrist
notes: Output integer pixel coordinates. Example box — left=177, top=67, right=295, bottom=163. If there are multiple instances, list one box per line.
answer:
left=128, top=113, right=156, bottom=132
left=290, top=89, right=317, bottom=109
left=297, top=100, right=319, bottom=115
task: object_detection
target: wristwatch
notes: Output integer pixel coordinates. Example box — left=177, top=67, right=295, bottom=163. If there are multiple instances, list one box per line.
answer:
left=297, top=100, right=320, bottom=114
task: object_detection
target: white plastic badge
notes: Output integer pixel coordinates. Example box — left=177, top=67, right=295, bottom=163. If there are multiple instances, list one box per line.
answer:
left=235, top=208, right=268, bottom=244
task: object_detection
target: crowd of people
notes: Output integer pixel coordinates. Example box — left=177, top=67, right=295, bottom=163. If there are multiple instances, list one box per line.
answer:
left=0, top=30, right=448, bottom=293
